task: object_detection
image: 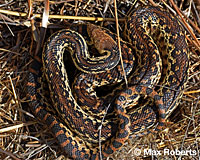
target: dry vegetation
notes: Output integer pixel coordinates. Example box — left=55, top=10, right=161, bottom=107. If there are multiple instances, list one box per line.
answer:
left=0, top=0, right=200, bottom=160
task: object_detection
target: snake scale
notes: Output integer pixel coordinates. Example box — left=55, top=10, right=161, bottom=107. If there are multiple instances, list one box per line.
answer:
left=27, top=6, right=189, bottom=160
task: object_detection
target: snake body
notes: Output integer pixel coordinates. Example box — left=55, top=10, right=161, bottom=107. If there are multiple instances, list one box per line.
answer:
left=126, top=6, right=189, bottom=118
left=27, top=6, right=189, bottom=160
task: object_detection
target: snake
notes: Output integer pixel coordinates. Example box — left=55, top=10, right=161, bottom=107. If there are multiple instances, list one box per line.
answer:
left=27, top=6, right=189, bottom=160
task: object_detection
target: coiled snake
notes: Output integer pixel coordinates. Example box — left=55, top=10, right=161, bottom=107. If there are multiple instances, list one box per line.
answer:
left=27, top=6, right=189, bottom=160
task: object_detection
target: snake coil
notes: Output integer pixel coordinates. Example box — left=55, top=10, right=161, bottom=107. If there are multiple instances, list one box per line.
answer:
left=27, top=6, right=189, bottom=160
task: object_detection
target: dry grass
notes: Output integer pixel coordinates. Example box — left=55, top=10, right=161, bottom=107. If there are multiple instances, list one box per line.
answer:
left=0, top=0, right=200, bottom=159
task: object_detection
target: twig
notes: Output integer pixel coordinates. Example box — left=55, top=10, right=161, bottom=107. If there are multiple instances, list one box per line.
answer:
left=178, top=97, right=199, bottom=159
left=8, top=74, right=19, bottom=106
left=0, top=48, right=20, bottom=55
left=114, top=0, right=128, bottom=87
left=0, top=9, right=126, bottom=22
left=192, top=1, right=200, bottom=26
left=42, top=0, right=49, bottom=28
left=0, top=148, right=21, bottom=160
left=0, top=122, right=36, bottom=133
left=0, top=14, right=14, bottom=36
left=0, top=0, right=14, bottom=7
